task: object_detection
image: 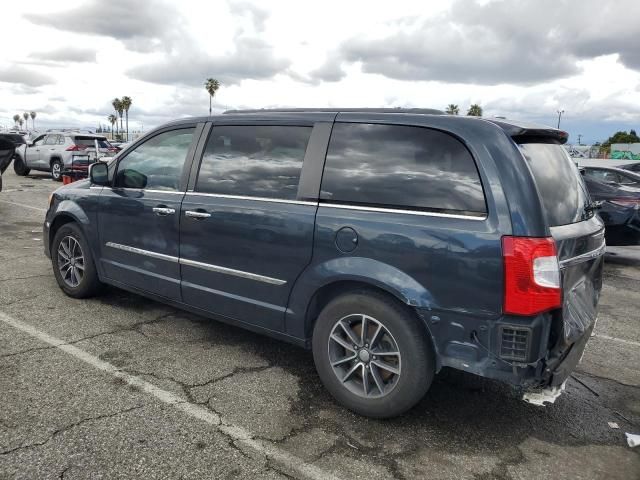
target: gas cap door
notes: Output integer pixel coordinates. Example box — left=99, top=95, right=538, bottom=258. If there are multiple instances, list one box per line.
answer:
left=335, top=226, right=358, bottom=253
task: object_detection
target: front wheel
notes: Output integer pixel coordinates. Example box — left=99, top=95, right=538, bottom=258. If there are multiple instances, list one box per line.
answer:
left=13, top=155, right=30, bottom=176
left=312, top=290, right=435, bottom=418
left=51, top=223, right=102, bottom=298
left=51, top=159, right=63, bottom=181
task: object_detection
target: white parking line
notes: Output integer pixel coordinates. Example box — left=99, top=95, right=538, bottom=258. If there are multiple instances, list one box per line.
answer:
left=0, top=311, right=341, bottom=480
left=594, top=334, right=640, bottom=348
left=0, top=199, right=47, bottom=212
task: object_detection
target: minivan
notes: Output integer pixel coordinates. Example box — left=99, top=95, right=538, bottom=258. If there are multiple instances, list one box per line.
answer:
left=44, top=109, right=605, bottom=417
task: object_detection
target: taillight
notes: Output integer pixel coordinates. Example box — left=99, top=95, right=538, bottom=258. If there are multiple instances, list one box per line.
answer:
left=502, top=236, right=561, bottom=316
left=609, top=198, right=640, bottom=208
left=66, top=144, right=87, bottom=151
left=107, top=147, right=119, bottom=152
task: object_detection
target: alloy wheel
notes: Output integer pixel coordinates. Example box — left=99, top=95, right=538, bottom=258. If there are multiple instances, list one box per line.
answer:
left=327, top=314, right=402, bottom=398
left=57, top=235, right=84, bottom=288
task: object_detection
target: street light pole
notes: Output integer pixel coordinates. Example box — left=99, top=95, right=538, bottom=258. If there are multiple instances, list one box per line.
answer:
left=557, top=110, right=564, bottom=129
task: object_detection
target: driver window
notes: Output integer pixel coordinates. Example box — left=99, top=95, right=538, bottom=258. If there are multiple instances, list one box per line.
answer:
left=32, top=135, right=46, bottom=146
left=114, top=128, right=195, bottom=191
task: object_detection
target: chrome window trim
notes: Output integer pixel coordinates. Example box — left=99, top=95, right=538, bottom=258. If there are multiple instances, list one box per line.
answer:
left=90, top=186, right=186, bottom=195
left=185, top=191, right=316, bottom=206
left=318, top=202, right=486, bottom=220
left=559, top=241, right=606, bottom=269
left=104, top=242, right=286, bottom=285
left=105, top=242, right=179, bottom=263
left=180, top=258, right=286, bottom=285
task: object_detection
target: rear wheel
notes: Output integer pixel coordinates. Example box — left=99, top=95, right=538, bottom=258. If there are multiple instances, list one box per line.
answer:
left=312, top=290, right=435, bottom=418
left=13, top=155, right=30, bottom=176
left=51, top=223, right=102, bottom=298
left=51, top=159, right=63, bottom=181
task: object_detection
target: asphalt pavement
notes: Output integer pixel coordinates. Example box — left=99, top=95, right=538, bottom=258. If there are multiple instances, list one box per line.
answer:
left=0, top=169, right=639, bottom=479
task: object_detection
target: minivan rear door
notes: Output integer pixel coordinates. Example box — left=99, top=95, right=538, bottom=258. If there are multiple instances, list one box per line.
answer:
left=518, top=142, right=605, bottom=354
left=179, top=121, right=320, bottom=332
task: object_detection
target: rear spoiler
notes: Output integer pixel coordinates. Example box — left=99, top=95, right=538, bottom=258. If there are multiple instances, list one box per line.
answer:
left=485, top=119, right=569, bottom=145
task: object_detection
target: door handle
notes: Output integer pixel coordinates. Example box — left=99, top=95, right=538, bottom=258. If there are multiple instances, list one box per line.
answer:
left=185, top=210, right=211, bottom=219
left=152, top=206, right=176, bottom=216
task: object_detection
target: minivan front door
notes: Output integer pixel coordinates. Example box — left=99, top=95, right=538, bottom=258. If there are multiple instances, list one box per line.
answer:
left=97, top=126, right=199, bottom=301
left=179, top=123, right=317, bottom=332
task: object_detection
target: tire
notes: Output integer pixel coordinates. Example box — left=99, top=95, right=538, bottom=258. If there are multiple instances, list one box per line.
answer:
left=312, top=290, right=435, bottom=418
left=13, top=155, right=30, bottom=176
left=51, top=159, right=63, bottom=181
left=0, top=174, right=3, bottom=192
left=51, top=223, right=102, bottom=298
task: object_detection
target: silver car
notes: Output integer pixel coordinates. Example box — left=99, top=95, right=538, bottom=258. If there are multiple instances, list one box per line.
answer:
left=13, top=132, right=117, bottom=181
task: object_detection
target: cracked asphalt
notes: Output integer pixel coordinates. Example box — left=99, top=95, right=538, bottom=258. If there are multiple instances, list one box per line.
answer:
left=1, top=169, right=639, bottom=480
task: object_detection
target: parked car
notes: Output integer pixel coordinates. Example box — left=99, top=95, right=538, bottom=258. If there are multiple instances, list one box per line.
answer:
left=0, top=137, right=17, bottom=191
left=43, top=110, right=604, bottom=417
left=0, top=132, right=27, bottom=174
left=582, top=165, right=640, bottom=187
left=619, top=162, right=640, bottom=173
left=13, top=132, right=118, bottom=181
left=581, top=174, right=640, bottom=246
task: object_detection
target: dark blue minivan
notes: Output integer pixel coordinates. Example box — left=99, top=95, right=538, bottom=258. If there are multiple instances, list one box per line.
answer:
left=44, top=109, right=604, bottom=417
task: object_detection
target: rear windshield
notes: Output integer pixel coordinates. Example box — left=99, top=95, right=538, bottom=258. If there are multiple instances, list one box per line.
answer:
left=74, top=136, right=111, bottom=148
left=519, top=143, right=589, bottom=226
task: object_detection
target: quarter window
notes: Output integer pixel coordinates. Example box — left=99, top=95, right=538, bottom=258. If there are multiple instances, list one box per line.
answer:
left=320, top=123, right=486, bottom=215
left=114, top=128, right=195, bottom=190
left=196, top=125, right=312, bottom=200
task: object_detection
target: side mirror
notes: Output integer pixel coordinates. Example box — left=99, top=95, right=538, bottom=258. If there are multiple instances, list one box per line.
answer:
left=89, top=162, right=109, bottom=186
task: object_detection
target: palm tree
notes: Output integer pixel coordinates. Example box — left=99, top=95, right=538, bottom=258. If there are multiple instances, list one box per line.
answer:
left=121, top=96, right=132, bottom=141
left=204, top=78, right=220, bottom=115
left=108, top=114, right=117, bottom=139
left=445, top=104, right=460, bottom=115
left=23, top=112, right=30, bottom=130
left=467, top=104, right=483, bottom=117
left=30, top=111, right=36, bottom=130
left=112, top=98, right=122, bottom=137
left=18, top=117, right=24, bottom=129
left=12, top=114, right=20, bottom=127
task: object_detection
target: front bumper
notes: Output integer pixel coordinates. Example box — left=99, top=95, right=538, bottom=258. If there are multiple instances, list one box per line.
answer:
left=43, top=217, right=52, bottom=259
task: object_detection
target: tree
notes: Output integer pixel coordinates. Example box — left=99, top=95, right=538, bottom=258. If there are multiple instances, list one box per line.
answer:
left=30, top=111, right=36, bottom=130
left=121, top=96, right=132, bottom=141
left=18, top=117, right=24, bottom=128
left=108, top=114, right=117, bottom=138
left=445, top=104, right=459, bottom=115
left=112, top=98, right=122, bottom=137
left=204, top=78, right=220, bottom=115
left=467, top=104, right=483, bottom=117
left=23, top=112, right=29, bottom=130
left=599, top=130, right=640, bottom=155
left=12, top=114, right=20, bottom=127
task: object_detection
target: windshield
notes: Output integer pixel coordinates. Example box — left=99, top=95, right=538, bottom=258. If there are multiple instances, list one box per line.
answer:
left=519, top=143, right=590, bottom=226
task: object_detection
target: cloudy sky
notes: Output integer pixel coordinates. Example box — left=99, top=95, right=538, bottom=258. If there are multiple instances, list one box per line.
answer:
left=1, top=0, right=639, bottom=144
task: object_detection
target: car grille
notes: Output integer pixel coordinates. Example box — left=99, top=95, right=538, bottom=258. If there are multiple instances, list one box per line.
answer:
left=499, top=326, right=531, bottom=362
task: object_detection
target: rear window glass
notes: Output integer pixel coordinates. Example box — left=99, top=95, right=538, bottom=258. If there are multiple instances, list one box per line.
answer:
left=74, top=136, right=111, bottom=148
left=320, top=123, right=486, bottom=215
left=519, top=144, right=589, bottom=226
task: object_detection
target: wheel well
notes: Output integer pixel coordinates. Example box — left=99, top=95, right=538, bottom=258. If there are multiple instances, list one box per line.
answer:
left=304, top=280, right=409, bottom=338
left=49, top=215, right=76, bottom=250
left=50, top=156, right=62, bottom=166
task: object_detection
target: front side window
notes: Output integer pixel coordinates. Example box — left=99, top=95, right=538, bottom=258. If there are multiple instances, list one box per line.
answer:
left=115, top=128, right=195, bottom=190
left=196, top=125, right=311, bottom=200
left=44, top=135, right=58, bottom=145
left=320, top=123, right=486, bottom=215
left=32, top=135, right=46, bottom=146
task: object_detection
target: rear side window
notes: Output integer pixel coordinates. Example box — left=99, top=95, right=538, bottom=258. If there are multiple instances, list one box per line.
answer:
left=519, top=144, right=589, bottom=226
left=74, top=136, right=112, bottom=148
left=320, top=123, right=486, bottom=215
left=196, top=125, right=311, bottom=200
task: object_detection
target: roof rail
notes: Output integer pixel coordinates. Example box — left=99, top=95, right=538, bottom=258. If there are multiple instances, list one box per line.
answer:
left=223, top=107, right=444, bottom=115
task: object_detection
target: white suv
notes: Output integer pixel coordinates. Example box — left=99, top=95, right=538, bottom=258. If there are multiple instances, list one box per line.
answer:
left=13, top=132, right=117, bottom=181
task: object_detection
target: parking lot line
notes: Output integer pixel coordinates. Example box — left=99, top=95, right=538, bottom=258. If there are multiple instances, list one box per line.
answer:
left=0, top=310, right=341, bottom=480
left=0, top=199, right=47, bottom=212
left=594, top=334, right=640, bottom=348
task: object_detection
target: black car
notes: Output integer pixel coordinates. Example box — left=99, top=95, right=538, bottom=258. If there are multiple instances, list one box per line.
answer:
left=43, top=110, right=604, bottom=417
left=0, top=136, right=18, bottom=192
left=581, top=170, right=640, bottom=246
left=619, top=162, right=640, bottom=173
